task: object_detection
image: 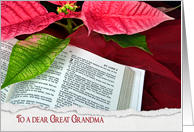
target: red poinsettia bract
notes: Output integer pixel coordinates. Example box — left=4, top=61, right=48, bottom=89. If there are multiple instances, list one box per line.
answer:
left=81, top=1, right=174, bottom=35
left=1, top=1, right=174, bottom=41
left=1, top=1, right=65, bottom=41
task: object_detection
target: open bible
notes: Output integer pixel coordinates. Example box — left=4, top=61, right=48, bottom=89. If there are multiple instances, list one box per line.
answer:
left=1, top=38, right=145, bottom=111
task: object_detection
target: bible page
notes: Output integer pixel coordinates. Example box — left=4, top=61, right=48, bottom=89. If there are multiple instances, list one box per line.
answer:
left=4, top=42, right=126, bottom=111
left=53, top=45, right=126, bottom=111
left=127, top=66, right=145, bottom=111
left=1, top=39, right=18, bottom=103
left=7, top=49, right=72, bottom=108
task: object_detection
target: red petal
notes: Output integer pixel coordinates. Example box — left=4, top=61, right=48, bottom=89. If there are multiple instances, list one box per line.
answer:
left=81, top=1, right=174, bottom=35
left=48, top=1, right=77, bottom=6
left=1, top=1, right=65, bottom=41
left=64, top=10, right=82, bottom=19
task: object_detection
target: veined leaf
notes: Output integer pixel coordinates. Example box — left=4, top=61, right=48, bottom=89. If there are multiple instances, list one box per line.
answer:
left=103, top=34, right=152, bottom=54
left=1, top=34, right=70, bottom=89
left=81, top=1, right=174, bottom=35
left=1, top=1, right=65, bottom=41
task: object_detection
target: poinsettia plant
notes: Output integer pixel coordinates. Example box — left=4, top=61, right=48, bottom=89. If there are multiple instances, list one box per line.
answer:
left=1, top=1, right=177, bottom=89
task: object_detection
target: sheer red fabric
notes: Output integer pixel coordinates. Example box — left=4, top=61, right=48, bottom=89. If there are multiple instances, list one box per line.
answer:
left=67, top=20, right=181, bottom=111
left=16, top=1, right=181, bottom=111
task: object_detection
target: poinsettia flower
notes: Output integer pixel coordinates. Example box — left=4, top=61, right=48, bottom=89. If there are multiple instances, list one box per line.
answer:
left=81, top=1, right=174, bottom=35
left=1, top=1, right=65, bottom=41
left=49, top=1, right=80, bottom=18
left=48, top=1, right=76, bottom=6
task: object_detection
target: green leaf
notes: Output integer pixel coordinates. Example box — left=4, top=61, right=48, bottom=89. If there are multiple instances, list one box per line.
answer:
left=103, top=34, right=152, bottom=54
left=1, top=33, right=70, bottom=89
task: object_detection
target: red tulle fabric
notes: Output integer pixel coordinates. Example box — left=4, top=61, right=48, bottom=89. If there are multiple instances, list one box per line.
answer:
left=16, top=1, right=181, bottom=111
left=67, top=20, right=181, bottom=111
